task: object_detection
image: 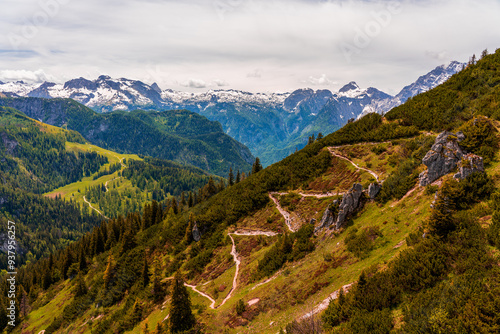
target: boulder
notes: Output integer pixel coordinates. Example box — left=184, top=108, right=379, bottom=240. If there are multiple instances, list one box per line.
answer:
left=368, top=183, right=381, bottom=199
left=419, top=131, right=465, bottom=186
left=192, top=222, right=201, bottom=242
left=453, top=153, right=484, bottom=180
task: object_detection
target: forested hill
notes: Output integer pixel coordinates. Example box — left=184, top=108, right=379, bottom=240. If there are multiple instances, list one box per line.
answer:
left=0, top=97, right=254, bottom=176
left=0, top=107, right=105, bottom=266
left=0, top=106, right=107, bottom=194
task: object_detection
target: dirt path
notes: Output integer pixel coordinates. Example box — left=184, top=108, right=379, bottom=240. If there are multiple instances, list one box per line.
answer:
left=184, top=284, right=217, bottom=309
left=300, top=283, right=354, bottom=320
left=328, top=148, right=380, bottom=182
left=297, top=191, right=339, bottom=198
left=231, top=229, right=278, bottom=237
left=220, top=234, right=240, bottom=307
left=251, top=270, right=281, bottom=291
left=83, top=196, right=107, bottom=219
left=269, top=193, right=296, bottom=232
left=186, top=229, right=277, bottom=309
left=114, top=155, right=125, bottom=168
left=104, top=179, right=111, bottom=192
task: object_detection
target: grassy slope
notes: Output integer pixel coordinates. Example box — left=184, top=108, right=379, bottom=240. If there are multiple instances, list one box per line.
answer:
left=136, top=139, right=434, bottom=334
left=44, top=142, right=144, bottom=216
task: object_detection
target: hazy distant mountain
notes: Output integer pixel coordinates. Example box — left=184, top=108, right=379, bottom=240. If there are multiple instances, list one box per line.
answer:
left=0, top=62, right=464, bottom=165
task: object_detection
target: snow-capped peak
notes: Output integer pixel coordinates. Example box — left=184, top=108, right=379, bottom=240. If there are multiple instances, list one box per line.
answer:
left=339, top=81, right=360, bottom=93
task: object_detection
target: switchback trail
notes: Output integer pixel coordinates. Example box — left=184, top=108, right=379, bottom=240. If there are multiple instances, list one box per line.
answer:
left=185, top=229, right=277, bottom=309
left=328, top=147, right=380, bottom=182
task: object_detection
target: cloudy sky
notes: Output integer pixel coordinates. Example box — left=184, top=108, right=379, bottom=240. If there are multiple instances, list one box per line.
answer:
left=1, top=0, right=500, bottom=95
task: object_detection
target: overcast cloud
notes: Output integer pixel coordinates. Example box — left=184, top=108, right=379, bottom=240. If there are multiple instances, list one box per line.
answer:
left=1, top=0, right=500, bottom=94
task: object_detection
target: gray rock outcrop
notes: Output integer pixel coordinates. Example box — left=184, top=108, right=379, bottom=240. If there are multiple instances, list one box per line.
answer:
left=453, top=153, right=484, bottom=180
left=419, top=130, right=486, bottom=186
left=315, top=183, right=365, bottom=231
left=419, top=131, right=465, bottom=186
left=336, top=183, right=364, bottom=229
left=368, top=183, right=381, bottom=199
left=315, top=199, right=340, bottom=231
left=192, top=222, right=201, bottom=242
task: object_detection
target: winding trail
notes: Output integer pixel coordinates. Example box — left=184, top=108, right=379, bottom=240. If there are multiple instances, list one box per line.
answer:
left=185, top=229, right=277, bottom=309
left=83, top=196, right=107, bottom=219
left=104, top=179, right=111, bottom=192
left=184, top=283, right=217, bottom=309
left=220, top=234, right=240, bottom=307
left=328, top=148, right=380, bottom=182
left=269, top=193, right=296, bottom=232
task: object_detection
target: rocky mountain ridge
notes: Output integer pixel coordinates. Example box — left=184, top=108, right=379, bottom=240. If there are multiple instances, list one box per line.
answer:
left=0, top=62, right=464, bottom=165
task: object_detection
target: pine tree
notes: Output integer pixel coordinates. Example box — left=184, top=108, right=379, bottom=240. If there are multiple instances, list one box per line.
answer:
left=154, top=322, right=165, bottom=334
left=228, top=167, right=234, bottom=186
left=120, top=229, right=137, bottom=255
left=61, top=249, right=74, bottom=280
left=151, top=200, right=159, bottom=225
left=78, top=246, right=87, bottom=272
left=74, top=274, right=88, bottom=297
left=93, top=228, right=105, bottom=255
left=188, top=191, right=194, bottom=207
left=236, top=299, right=246, bottom=315
left=169, top=271, right=195, bottom=333
left=129, top=299, right=142, bottom=326
left=18, top=285, right=30, bottom=318
left=42, top=267, right=52, bottom=290
left=172, top=198, right=179, bottom=215
left=105, top=226, right=117, bottom=250
left=427, top=180, right=457, bottom=237
left=236, top=170, right=241, bottom=183
left=317, top=132, right=324, bottom=140
left=155, top=203, right=163, bottom=225
left=142, top=256, right=150, bottom=287
left=143, top=203, right=152, bottom=229
left=103, top=254, right=115, bottom=288
left=204, top=177, right=217, bottom=199
left=184, top=213, right=195, bottom=244
left=152, top=261, right=164, bottom=301
left=251, top=157, right=263, bottom=174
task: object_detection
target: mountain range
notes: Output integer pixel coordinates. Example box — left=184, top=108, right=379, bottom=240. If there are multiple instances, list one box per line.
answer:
left=0, top=61, right=464, bottom=165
